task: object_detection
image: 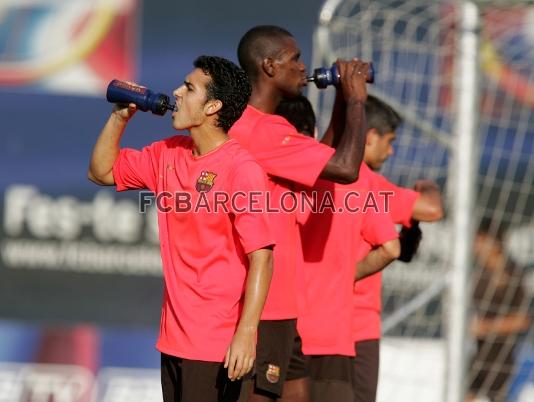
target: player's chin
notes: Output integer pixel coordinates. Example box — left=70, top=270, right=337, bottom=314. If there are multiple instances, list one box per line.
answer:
left=285, top=87, right=304, bottom=99
left=370, top=162, right=383, bottom=171
left=172, top=120, right=185, bottom=131
left=297, top=82, right=307, bottom=94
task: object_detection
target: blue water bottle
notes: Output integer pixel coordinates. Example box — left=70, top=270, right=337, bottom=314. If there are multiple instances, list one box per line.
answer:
left=308, top=62, right=375, bottom=88
left=106, top=79, right=176, bottom=116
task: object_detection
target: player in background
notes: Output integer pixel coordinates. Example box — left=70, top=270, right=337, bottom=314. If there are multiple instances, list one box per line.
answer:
left=275, top=95, right=401, bottom=402
left=467, top=219, right=530, bottom=402
left=349, top=95, right=444, bottom=402
left=88, top=56, right=274, bottom=402
left=230, top=25, right=370, bottom=402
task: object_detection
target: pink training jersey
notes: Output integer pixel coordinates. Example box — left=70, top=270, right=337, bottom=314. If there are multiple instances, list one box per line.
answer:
left=353, top=165, right=420, bottom=342
left=113, top=136, right=275, bottom=362
left=297, top=163, right=398, bottom=356
left=229, top=105, right=335, bottom=320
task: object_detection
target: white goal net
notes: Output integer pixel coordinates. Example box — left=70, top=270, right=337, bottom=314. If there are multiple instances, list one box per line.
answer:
left=309, top=1, right=534, bottom=401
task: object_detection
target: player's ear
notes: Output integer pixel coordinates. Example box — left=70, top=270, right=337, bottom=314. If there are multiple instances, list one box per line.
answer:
left=205, top=99, right=222, bottom=116
left=366, top=128, right=379, bottom=146
left=262, top=57, right=276, bottom=77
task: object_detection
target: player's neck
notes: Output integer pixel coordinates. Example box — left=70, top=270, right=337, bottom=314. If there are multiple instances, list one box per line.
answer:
left=248, top=83, right=283, bottom=114
left=363, top=158, right=378, bottom=171
left=190, top=125, right=229, bottom=156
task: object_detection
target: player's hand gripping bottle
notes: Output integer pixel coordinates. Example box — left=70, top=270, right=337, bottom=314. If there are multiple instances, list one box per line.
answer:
left=106, top=79, right=176, bottom=116
left=307, top=62, right=375, bottom=88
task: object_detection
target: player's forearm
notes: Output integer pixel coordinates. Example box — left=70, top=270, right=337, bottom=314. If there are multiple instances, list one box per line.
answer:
left=237, top=248, right=273, bottom=334
left=355, top=239, right=400, bottom=281
left=88, top=113, right=128, bottom=185
left=321, top=91, right=345, bottom=147
left=320, top=99, right=366, bottom=184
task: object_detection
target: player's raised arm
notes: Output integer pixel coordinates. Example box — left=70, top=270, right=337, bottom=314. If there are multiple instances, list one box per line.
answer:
left=88, top=103, right=137, bottom=185
left=319, top=59, right=369, bottom=184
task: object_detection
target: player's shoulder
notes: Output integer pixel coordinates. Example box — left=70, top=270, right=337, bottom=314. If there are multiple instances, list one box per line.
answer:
left=163, top=134, right=193, bottom=148
left=226, top=140, right=266, bottom=177
left=230, top=106, right=300, bottom=153
left=259, top=113, right=296, bottom=133
left=366, top=164, right=416, bottom=196
left=153, top=134, right=193, bottom=156
left=358, top=162, right=374, bottom=180
left=226, top=139, right=262, bottom=166
left=244, top=105, right=295, bottom=131
left=365, top=164, right=392, bottom=186
left=137, top=135, right=191, bottom=159
left=145, top=134, right=191, bottom=150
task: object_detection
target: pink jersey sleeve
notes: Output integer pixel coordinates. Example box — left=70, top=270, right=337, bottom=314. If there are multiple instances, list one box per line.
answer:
left=251, top=116, right=335, bottom=187
left=230, top=160, right=275, bottom=254
left=112, top=140, right=166, bottom=192
left=361, top=208, right=399, bottom=248
left=372, top=173, right=420, bottom=227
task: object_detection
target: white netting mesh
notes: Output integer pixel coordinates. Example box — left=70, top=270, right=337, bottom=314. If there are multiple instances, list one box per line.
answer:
left=310, top=1, right=534, bottom=401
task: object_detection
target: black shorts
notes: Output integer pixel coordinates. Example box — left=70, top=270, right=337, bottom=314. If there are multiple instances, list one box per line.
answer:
left=353, top=339, right=380, bottom=402
left=308, top=355, right=355, bottom=402
left=161, top=353, right=244, bottom=402
left=252, top=319, right=309, bottom=397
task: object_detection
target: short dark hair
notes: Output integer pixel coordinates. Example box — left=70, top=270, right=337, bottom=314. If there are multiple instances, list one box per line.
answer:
left=193, top=55, right=251, bottom=132
left=275, top=95, right=316, bottom=137
left=237, top=25, right=293, bottom=82
left=365, top=95, right=402, bottom=135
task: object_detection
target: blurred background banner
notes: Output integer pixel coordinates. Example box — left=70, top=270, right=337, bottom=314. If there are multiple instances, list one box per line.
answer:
left=0, top=0, right=139, bottom=95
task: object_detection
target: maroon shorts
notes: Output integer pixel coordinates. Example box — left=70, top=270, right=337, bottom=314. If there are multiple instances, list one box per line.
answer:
left=251, top=319, right=309, bottom=397
left=308, top=355, right=355, bottom=402
left=353, top=339, right=380, bottom=402
left=161, top=353, right=244, bottom=402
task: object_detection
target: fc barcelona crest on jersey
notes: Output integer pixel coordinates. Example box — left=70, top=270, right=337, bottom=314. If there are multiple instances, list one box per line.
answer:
left=195, top=171, right=217, bottom=192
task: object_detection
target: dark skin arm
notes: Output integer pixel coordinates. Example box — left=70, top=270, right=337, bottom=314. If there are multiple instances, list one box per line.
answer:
left=320, top=90, right=344, bottom=147
left=318, top=60, right=369, bottom=184
left=224, top=248, right=273, bottom=381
